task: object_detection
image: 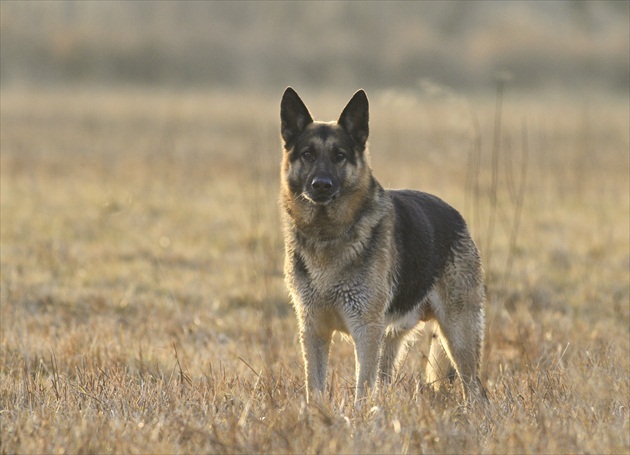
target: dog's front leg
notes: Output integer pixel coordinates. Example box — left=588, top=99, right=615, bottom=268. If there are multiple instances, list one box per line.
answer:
left=350, top=320, right=385, bottom=403
left=300, top=320, right=333, bottom=403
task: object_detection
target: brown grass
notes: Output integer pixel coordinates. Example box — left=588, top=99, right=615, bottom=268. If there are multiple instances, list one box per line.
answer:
left=1, top=88, right=628, bottom=454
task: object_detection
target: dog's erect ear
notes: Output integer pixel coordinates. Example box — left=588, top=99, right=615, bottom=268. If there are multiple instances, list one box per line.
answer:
left=281, top=87, right=313, bottom=150
left=338, top=89, right=369, bottom=151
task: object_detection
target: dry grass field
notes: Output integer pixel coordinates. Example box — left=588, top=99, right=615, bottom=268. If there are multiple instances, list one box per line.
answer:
left=1, top=87, right=628, bottom=454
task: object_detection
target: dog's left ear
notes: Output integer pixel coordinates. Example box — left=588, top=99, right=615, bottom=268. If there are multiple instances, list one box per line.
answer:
left=281, top=87, right=313, bottom=150
left=338, top=89, right=369, bottom=151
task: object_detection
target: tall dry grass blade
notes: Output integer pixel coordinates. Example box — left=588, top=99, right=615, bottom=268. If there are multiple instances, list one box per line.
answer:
left=483, top=77, right=505, bottom=285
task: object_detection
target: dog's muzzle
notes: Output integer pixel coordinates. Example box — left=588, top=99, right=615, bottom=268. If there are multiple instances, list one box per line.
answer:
left=305, top=175, right=339, bottom=205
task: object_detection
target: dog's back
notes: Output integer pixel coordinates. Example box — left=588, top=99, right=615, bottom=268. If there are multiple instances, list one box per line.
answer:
left=386, top=190, right=469, bottom=317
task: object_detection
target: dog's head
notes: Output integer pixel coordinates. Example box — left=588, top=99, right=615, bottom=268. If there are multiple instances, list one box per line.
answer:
left=280, top=87, right=370, bottom=207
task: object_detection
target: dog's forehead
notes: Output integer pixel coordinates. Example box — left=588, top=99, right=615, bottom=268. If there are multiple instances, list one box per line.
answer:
left=300, top=122, right=349, bottom=148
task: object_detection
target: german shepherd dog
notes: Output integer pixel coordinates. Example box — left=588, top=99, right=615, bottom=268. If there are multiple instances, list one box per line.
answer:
left=280, top=88, right=486, bottom=404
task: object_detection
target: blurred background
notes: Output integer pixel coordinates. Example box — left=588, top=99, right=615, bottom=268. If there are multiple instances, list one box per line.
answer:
left=1, top=0, right=628, bottom=95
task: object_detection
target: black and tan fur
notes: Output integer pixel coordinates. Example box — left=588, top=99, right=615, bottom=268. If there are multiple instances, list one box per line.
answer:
left=280, top=87, right=487, bottom=404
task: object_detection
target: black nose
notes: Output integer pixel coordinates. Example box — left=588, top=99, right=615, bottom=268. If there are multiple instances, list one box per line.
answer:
left=311, top=176, right=333, bottom=193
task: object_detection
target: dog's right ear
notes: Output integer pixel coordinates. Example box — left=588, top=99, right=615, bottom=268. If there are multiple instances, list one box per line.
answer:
left=338, top=89, right=369, bottom=151
left=281, top=87, right=313, bottom=150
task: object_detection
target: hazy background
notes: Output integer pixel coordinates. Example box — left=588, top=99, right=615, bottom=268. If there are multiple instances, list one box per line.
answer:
left=1, top=0, right=628, bottom=95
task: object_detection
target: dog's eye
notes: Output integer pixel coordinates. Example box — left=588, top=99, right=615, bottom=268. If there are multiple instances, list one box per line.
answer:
left=334, top=152, right=346, bottom=163
left=301, top=150, right=314, bottom=161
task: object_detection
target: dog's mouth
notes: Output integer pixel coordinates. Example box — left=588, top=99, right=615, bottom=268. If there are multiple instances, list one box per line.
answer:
left=302, top=191, right=340, bottom=206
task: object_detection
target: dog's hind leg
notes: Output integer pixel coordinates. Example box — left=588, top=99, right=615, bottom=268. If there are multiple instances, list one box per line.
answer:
left=425, top=322, right=457, bottom=390
left=432, top=287, right=487, bottom=403
left=437, top=321, right=486, bottom=403
left=431, top=252, right=487, bottom=403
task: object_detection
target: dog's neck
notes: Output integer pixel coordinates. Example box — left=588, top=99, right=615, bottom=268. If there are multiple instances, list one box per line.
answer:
left=283, top=175, right=390, bottom=244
